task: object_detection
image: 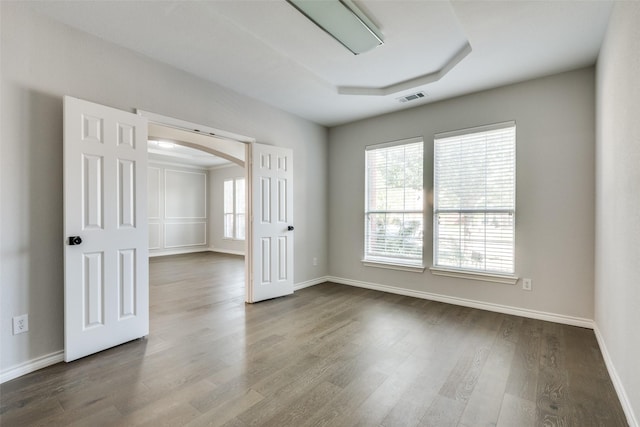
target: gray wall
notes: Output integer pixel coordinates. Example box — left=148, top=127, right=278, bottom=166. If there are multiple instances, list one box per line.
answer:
left=0, top=4, right=328, bottom=373
left=595, top=2, right=640, bottom=423
left=329, top=68, right=596, bottom=321
left=208, top=164, right=246, bottom=255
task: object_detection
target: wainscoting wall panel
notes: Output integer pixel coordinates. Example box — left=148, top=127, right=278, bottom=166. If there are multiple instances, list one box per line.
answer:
left=164, top=222, right=207, bottom=248
left=164, top=169, right=207, bottom=219
left=148, top=162, right=209, bottom=256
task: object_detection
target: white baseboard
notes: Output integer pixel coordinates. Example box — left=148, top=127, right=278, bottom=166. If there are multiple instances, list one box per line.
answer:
left=294, top=276, right=330, bottom=291
left=593, top=324, right=639, bottom=427
left=150, top=247, right=246, bottom=257
left=326, top=276, right=594, bottom=329
left=208, top=247, right=245, bottom=256
left=149, top=247, right=209, bottom=257
left=1, top=350, right=64, bottom=384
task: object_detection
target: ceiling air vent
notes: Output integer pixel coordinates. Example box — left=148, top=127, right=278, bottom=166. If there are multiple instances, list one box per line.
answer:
left=397, top=92, right=426, bottom=103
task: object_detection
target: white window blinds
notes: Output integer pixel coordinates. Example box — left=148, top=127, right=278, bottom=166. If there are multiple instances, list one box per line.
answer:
left=224, top=177, right=245, bottom=240
left=434, top=122, right=516, bottom=274
left=235, top=178, right=246, bottom=240
left=365, top=138, right=424, bottom=265
left=224, top=179, right=234, bottom=239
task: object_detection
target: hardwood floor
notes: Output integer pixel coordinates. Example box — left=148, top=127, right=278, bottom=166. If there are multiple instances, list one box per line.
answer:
left=0, top=252, right=628, bottom=426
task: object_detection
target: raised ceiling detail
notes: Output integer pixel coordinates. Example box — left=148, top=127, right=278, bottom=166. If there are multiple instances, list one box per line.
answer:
left=338, top=42, right=472, bottom=96
left=26, top=1, right=614, bottom=126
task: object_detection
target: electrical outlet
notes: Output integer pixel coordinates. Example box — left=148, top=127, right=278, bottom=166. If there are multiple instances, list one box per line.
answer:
left=13, top=314, right=29, bottom=335
left=312, top=257, right=318, bottom=266
left=522, top=278, right=532, bottom=291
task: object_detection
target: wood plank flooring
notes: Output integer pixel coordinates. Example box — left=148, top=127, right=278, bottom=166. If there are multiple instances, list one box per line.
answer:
left=0, top=252, right=628, bottom=426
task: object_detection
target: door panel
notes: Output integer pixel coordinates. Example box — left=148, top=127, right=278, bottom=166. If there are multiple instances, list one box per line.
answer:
left=249, top=143, right=293, bottom=302
left=118, top=159, right=136, bottom=228
left=64, top=96, right=148, bottom=362
left=83, top=252, right=104, bottom=328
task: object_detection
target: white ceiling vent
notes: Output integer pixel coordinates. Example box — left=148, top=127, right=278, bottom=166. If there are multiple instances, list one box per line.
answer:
left=397, top=92, right=426, bottom=103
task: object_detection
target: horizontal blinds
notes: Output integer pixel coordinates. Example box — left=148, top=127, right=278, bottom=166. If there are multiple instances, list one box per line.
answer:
left=365, top=140, right=424, bottom=263
left=224, top=178, right=245, bottom=240
left=367, top=141, right=423, bottom=212
left=436, top=212, right=514, bottom=272
left=223, top=179, right=234, bottom=238
left=435, top=126, right=515, bottom=211
left=224, top=179, right=234, bottom=214
left=235, top=178, right=245, bottom=215
left=366, top=212, right=423, bottom=260
left=235, top=178, right=246, bottom=240
left=434, top=124, right=515, bottom=273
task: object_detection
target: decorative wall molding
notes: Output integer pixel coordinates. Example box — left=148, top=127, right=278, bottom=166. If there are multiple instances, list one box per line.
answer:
left=325, top=276, right=595, bottom=329
left=0, top=351, right=64, bottom=384
left=163, top=168, right=207, bottom=220
left=593, top=325, right=639, bottom=427
left=149, top=162, right=209, bottom=254
left=147, top=167, right=161, bottom=219
left=148, top=222, right=161, bottom=249
left=164, top=222, right=207, bottom=248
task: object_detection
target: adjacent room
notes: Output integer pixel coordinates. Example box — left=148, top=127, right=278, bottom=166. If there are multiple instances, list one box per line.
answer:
left=1, top=1, right=638, bottom=426
left=146, top=124, right=247, bottom=259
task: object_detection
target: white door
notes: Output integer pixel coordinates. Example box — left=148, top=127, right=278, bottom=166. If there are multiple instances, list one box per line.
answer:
left=63, top=96, right=149, bottom=362
left=248, top=143, right=294, bottom=302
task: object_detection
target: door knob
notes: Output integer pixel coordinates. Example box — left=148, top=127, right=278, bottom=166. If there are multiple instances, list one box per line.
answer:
left=68, top=236, right=83, bottom=246
left=287, top=226, right=295, bottom=231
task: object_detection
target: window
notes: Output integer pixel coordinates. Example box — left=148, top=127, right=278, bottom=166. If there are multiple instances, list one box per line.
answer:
left=433, top=122, right=516, bottom=274
left=223, top=177, right=245, bottom=240
left=364, top=138, right=424, bottom=267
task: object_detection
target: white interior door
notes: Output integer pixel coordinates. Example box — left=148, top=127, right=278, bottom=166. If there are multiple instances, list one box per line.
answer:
left=64, top=96, right=149, bottom=362
left=249, top=143, right=294, bottom=302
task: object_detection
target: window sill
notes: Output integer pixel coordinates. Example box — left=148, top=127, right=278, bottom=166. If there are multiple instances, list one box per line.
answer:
left=429, top=267, right=518, bottom=285
left=362, top=259, right=425, bottom=273
left=223, top=238, right=245, bottom=242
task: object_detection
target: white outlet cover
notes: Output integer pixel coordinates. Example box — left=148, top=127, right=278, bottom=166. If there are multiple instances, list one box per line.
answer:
left=12, top=314, right=29, bottom=335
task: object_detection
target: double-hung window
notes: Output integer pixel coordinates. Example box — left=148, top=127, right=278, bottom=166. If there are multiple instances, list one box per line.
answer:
left=433, top=122, right=516, bottom=274
left=223, top=177, right=245, bottom=240
left=364, top=138, right=424, bottom=267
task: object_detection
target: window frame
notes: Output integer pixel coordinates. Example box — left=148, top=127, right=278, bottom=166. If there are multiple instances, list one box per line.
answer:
left=363, top=137, right=426, bottom=271
left=432, top=121, right=517, bottom=281
left=223, top=177, right=245, bottom=241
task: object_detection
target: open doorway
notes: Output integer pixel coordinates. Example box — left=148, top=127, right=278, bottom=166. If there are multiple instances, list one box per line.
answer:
left=144, top=121, right=248, bottom=299
left=138, top=110, right=296, bottom=303
left=63, top=97, right=294, bottom=361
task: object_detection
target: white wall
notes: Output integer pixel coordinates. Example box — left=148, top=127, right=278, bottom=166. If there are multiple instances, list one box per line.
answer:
left=595, top=2, right=640, bottom=425
left=329, top=68, right=596, bottom=322
left=208, top=164, right=246, bottom=255
left=148, top=162, right=210, bottom=256
left=0, top=3, right=328, bottom=375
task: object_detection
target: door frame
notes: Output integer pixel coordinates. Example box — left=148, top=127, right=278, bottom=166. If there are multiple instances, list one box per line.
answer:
left=137, top=110, right=257, bottom=302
